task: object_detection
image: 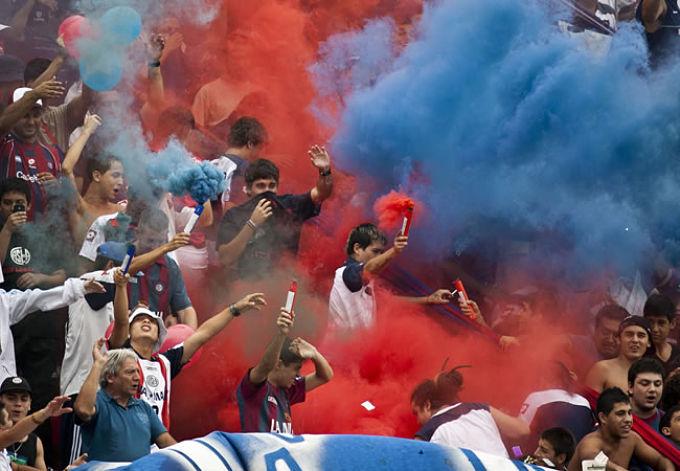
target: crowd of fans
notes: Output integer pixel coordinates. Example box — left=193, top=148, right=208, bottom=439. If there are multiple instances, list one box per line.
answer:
left=0, top=1, right=678, bottom=470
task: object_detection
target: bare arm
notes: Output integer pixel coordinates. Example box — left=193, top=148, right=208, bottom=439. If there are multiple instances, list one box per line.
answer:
left=584, top=362, right=606, bottom=393
left=0, top=396, right=71, bottom=449
left=218, top=200, right=272, bottom=268
left=33, top=436, right=46, bottom=471
left=109, top=269, right=130, bottom=348
left=249, top=308, right=293, bottom=385
left=175, top=306, right=198, bottom=330
left=308, top=145, right=333, bottom=203
left=27, top=54, right=65, bottom=88
left=62, top=114, right=102, bottom=213
left=65, top=85, right=95, bottom=136
left=0, top=81, right=64, bottom=136
left=74, top=339, right=107, bottom=422
left=489, top=406, right=530, bottom=440
left=364, top=235, right=407, bottom=275
left=401, top=289, right=453, bottom=306
left=128, top=233, right=190, bottom=274
left=181, top=293, right=266, bottom=363
left=633, top=433, right=675, bottom=470
left=641, top=0, right=668, bottom=32
left=5, top=0, right=36, bottom=41
left=0, top=212, right=26, bottom=261
left=155, top=432, right=177, bottom=448
left=290, top=338, right=333, bottom=392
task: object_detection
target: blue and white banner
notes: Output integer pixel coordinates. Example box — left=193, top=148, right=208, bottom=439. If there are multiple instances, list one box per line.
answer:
left=75, top=432, right=549, bottom=470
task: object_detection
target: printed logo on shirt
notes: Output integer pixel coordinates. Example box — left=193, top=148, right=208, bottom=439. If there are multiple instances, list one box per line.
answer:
left=15, top=171, right=39, bottom=183
left=270, top=419, right=293, bottom=434
left=85, top=229, right=97, bottom=242
left=146, top=374, right=160, bottom=388
left=27, top=159, right=35, bottom=165
left=9, top=247, right=30, bottom=266
left=155, top=283, right=164, bottom=293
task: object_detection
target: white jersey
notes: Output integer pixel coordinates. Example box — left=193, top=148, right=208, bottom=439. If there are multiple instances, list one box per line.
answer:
left=136, top=345, right=183, bottom=427
left=328, top=265, right=376, bottom=330
left=79, top=213, right=118, bottom=262
left=61, top=271, right=115, bottom=397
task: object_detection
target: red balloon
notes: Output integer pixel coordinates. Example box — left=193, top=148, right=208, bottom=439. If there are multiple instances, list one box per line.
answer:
left=160, top=324, right=203, bottom=368
left=57, top=15, right=91, bottom=58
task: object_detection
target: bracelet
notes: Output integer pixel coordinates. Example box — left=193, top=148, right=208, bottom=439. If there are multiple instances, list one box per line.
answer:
left=319, top=168, right=332, bottom=177
left=30, top=413, right=42, bottom=425
left=229, top=304, right=241, bottom=317
left=246, top=219, right=257, bottom=231
left=148, top=60, right=161, bottom=68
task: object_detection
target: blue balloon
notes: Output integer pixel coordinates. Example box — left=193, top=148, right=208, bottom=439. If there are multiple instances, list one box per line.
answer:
left=100, top=6, right=142, bottom=46
left=79, top=52, right=123, bottom=92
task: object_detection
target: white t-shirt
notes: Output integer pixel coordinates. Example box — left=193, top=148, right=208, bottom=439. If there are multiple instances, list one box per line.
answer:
left=60, top=271, right=115, bottom=397
left=328, top=264, right=375, bottom=330
left=0, top=449, right=11, bottom=471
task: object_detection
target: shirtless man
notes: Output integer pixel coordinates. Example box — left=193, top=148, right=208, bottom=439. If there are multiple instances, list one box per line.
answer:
left=62, top=114, right=125, bottom=246
left=568, top=387, right=673, bottom=471
left=585, top=316, right=652, bottom=393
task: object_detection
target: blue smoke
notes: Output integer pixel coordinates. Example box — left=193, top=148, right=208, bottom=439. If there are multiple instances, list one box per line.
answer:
left=321, top=0, right=680, bottom=278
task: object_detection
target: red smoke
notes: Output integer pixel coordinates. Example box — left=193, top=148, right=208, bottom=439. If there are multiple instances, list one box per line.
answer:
left=373, top=191, right=419, bottom=232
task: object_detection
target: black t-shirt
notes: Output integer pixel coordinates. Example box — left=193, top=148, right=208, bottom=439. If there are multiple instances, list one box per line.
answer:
left=7, top=432, right=37, bottom=467
left=637, top=0, right=680, bottom=68
left=217, top=191, right=320, bottom=279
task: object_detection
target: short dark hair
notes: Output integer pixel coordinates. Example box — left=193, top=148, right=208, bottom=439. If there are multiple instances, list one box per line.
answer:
left=595, top=304, right=629, bottom=328
left=596, top=387, right=630, bottom=416
left=660, top=405, right=680, bottom=435
left=346, top=223, right=387, bottom=256
left=244, top=159, right=279, bottom=187
left=137, top=208, right=168, bottom=233
left=410, top=379, right=436, bottom=408
left=644, top=294, right=676, bottom=322
left=540, top=427, right=576, bottom=464
left=24, top=58, right=51, bottom=85
left=628, top=357, right=665, bottom=385
left=87, top=155, right=121, bottom=180
left=661, top=373, right=680, bottom=411
left=0, top=178, right=31, bottom=204
left=279, top=337, right=303, bottom=366
left=228, top=117, right=267, bottom=148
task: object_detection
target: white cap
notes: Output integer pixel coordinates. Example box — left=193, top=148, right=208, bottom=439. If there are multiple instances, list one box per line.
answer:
left=129, top=306, right=167, bottom=352
left=13, top=87, right=42, bottom=107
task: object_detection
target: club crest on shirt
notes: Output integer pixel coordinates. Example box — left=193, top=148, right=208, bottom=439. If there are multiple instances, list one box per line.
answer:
left=10, top=247, right=30, bottom=266
left=155, top=283, right=164, bottom=293
left=146, top=374, right=160, bottom=388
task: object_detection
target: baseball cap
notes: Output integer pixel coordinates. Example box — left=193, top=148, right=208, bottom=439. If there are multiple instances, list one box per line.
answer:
left=618, top=315, right=652, bottom=336
left=97, top=242, right=128, bottom=264
left=0, top=377, right=31, bottom=395
left=129, top=306, right=167, bottom=352
left=0, top=55, right=23, bottom=83
left=12, top=87, right=42, bottom=107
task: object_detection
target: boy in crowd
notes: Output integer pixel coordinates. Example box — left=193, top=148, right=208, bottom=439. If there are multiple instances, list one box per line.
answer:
left=0, top=376, right=45, bottom=469
left=218, top=148, right=333, bottom=279
left=237, top=307, right=333, bottom=433
left=530, top=427, right=576, bottom=470
left=329, top=223, right=453, bottom=330
left=411, top=367, right=529, bottom=457
left=628, top=358, right=665, bottom=430
left=586, top=316, right=654, bottom=394
left=568, top=387, right=672, bottom=471
left=660, top=405, right=680, bottom=449
left=644, top=294, right=680, bottom=374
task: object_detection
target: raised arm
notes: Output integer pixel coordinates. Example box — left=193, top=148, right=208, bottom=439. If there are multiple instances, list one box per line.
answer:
left=62, top=113, right=102, bottom=212
left=0, top=395, right=72, bottom=449
left=289, top=337, right=333, bottom=392
left=249, top=308, right=293, bottom=385
left=27, top=52, right=66, bottom=88
left=364, top=235, right=407, bottom=275
left=74, top=339, right=108, bottom=422
left=0, top=80, right=64, bottom=136
left=0, top=209, right=27, bottom=262
left=127, top=233, right=190, bottom=274
left=218, top=200, right=272, bottom=268
left=109, top=269, right=130, bottom=348
left=181, top=293, right=266, bottom=363
left=309, top=145, right=333, bottom=204
left=5, top=0, right=37, bottom=41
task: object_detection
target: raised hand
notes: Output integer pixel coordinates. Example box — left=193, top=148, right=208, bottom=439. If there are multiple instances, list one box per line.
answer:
left=459, top=299, right=482, bottom=320
left=165, top=233, right=191, bottom=252
left=393, top=235, right=408, bottom=254
left=234, top=293, right=267, bottom=314
left=113, top=268, right=129, bottom=287
left=32, top=78, right=65, bottom=100
left=82, top=112, right=102, bottom=135
left=3, top=211, right=27, bottom=233
left=289, top=337, right=317, bottom=359
left=277, top=308, right=294, bottom=335
left=427, top=289, right=453, bottom=305
left=92, top=338, right=109, bottom=365
left=308, top=145, right=331, bottom=172
left=250, top=199, right=273, bottom=227
left=147, top=33, right=166, bottom=62
left=84, top=279, right=106, bottom=294
left=42, top=395, right=73, bottom=418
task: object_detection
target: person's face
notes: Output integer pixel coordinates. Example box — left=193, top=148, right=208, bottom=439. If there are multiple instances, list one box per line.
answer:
left=647, top=315, right=674, bottom=347
left=136, top=224, right=167, bottom=254
left=0, top=191, right=29, bottom=220
left=0, top=391, right=31, bottom=422
left=353, top=241, right=386, bottom=264
left=501, top=301, right=533, bottom=327
left=271, top=361, right=301, bottom=389
left=619, top=326, right=650, bottom=360
left=662, top=411, right=680, bottom=443
left=94, top=161, right=125, bottom=201
left=12, top=107, right=43, bottom=142
left=411, top=401, right=432, bottom=426
left=593, top=317, right=620, bottom=358
left=247, top=178, right=278, bottom=197
left=601, top=402, right=633, bottom=438
left=534, top=438, right=564, bottom=469
left=108, top=358, right=140, bottom=396
left=130, top=315, right=159, bottom=344
left=629, top=372, right=663, bottom=413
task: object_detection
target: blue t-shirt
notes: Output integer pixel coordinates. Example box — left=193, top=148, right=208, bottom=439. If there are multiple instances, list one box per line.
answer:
left=80, top=389, right=166, bottom=462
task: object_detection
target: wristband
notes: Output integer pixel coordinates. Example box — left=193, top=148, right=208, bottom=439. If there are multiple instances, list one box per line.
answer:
left=229, top=304, right=241, bottom=317
left=148, top=60, right=161, bottom=68
left=319, top=168, right=332, bottom=177
left=247, top=219, right=257, bottom=231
